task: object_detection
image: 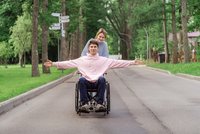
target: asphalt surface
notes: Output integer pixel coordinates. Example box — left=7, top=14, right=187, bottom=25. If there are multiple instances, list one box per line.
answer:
left=1, top=66, right=200, bottom=134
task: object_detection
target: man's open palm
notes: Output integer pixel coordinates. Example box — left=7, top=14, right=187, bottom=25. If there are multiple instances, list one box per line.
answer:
left=44, top=60, right=52, bottom=67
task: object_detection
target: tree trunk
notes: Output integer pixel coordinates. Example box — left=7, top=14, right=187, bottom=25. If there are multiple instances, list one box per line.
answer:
left=125, top=25, right=132, bottom=59
left=19, top=52, right=26, bottom=68
left=76, top=29, right=80, bottom=58
left=60, top=0, right=68, bottom=61
left=162, top=0, right=169, bottom=63
left=172, top=0, right=178, bottom=64
left=66, top=35, right=70, bottom=59
left=69, top=35, right=73, bottom=59
left=120, top=37, right=127, bottom=59
left=42, top=0, right=50, bottom=73
left=23, top=51, right=26, bottom=68
left=32, top=0, right=40, bottom=77
left=72, top=30, right=79, bottom=59
left=19, top=53, right=23, bottom=67
left=71, top=33, right=75, bottom=59
left=79, top=5, right=84, bottom=56
left=181, top=0, right=190, bottom=63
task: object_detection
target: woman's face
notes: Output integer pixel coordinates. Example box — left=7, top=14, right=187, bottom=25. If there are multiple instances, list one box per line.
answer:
left=96, top=33, right=105, bottom=42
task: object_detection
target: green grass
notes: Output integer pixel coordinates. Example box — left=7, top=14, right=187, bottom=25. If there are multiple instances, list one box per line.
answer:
left=148, top=62, right=200, bottom=76
left=0, top=65, right=75, bottom=102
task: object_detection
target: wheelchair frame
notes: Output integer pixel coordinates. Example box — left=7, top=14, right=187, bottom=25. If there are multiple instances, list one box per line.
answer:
left=75, top=80, right=110, bottom=115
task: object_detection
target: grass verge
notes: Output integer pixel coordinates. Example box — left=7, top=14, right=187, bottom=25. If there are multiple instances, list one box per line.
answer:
left=0, top=65, right=75, bottom=102
left=148, top=62, right=200, bottom=76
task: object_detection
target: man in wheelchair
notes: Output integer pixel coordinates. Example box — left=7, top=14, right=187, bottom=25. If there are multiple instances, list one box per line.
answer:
left=78, top=76, right=107, bottom=112
left=44, top=39, right=143, bottom=113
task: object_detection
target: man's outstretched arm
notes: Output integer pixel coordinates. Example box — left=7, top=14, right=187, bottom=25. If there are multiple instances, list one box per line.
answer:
left=44, top=59, right=79, bottom=69
left=108, top=58, right=144, bottom=69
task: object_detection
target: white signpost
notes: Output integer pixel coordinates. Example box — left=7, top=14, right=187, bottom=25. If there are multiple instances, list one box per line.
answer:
left=49, top=23, right=60, bottom=30
left=51, top=13, right=60, bottom=17
left=49, top=13, right=70, bottom=35
left=60, top=16, right=70, bottom=23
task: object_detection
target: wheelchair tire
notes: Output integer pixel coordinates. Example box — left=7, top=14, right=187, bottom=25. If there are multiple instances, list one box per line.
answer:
left=106, top=82, right=111, bottom=114
left=75, top=83, right=79, bottom=113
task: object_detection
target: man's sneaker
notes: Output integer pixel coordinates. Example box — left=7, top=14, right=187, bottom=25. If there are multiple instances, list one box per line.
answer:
left=95, top=104, right=106, bottom=112
left=80, top=103, right=90, bottom=112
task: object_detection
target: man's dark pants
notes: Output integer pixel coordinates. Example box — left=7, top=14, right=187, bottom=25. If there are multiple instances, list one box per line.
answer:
left=79, top=76, right=106, bottom=105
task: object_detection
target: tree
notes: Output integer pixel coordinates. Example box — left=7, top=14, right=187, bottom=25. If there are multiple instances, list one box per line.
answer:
left=41, top=0, right=50, bottom=73
left=66, top=0, right=80, bottom=59
left=9, top=3, right=32, bottom=67
left=162, top=0, right=169, bottom=63
left=83, top=0, right=108, bottom=40
left=129, top=0, right=164, bottom=60
left=59, top=0, right=68, bottom=61
left=188, top=0, right=200, bottom=31
left=32, top=0, right=40, bottom=77
left=0, top=0, right=25, bottom=42
left=181, top=0, right=190, bottom=63
left=106, top=0, right=133, bottom=59
left=0, top=41, right=12, bottom=68
left=171, top=0, right=178, bottom=63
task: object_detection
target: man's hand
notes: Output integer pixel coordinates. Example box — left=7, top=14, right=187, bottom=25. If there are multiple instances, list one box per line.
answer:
left=135, top=59, right=144, bottom=65
left=44, top=59, right=53, bottom=67
left=131, top=59, right=144, bottom=65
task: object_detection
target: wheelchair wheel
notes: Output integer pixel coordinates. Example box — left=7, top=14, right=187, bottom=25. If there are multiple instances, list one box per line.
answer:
left=75, top=82, right=80, bottom=113
left=106, top=82, right=110, bottom=114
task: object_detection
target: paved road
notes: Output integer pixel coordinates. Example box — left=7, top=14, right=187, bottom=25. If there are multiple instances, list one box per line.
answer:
left=0, top=66, right=200, bottom=134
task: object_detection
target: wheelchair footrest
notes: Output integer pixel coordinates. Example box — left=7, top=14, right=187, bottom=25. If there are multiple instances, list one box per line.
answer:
left=78, top=109, right=90, bottom=113
left=95, top=108, right=107, bottom=112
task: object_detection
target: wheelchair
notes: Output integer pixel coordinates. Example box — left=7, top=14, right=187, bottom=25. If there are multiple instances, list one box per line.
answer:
left=75, top=77, right=110, bottom=115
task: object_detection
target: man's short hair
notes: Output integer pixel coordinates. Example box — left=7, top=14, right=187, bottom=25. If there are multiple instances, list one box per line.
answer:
left=88, top=39, right=99, bottom=48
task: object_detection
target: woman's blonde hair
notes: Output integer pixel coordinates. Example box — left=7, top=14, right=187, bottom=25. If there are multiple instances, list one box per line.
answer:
left=95, top=28, right=107, bottom=39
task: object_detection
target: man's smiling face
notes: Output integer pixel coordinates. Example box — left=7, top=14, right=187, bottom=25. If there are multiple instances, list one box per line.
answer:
left=88, top=43, right=98, bottom=56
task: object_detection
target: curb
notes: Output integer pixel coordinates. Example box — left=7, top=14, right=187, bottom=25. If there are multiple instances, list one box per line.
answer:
left=146, top=66, right=172, bottom=75
left=176, top=73, right=200, bottom=81
left=0, top=72, right=75, bottom=115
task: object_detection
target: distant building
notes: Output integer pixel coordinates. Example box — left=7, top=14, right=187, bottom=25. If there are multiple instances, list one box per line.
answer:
left=168, top=31, right=200, bottom=47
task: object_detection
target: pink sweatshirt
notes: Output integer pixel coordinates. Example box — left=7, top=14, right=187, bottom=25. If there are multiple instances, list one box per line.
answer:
left=53, top=53, right=133, bottom=82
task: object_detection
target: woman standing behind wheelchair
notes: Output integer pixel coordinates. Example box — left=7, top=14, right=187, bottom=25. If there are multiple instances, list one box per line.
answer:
left=81, top=28, right=109, bottom=57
